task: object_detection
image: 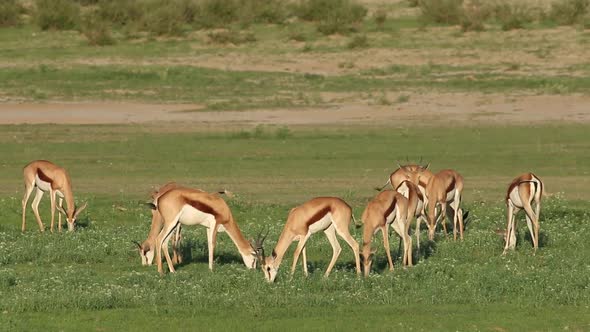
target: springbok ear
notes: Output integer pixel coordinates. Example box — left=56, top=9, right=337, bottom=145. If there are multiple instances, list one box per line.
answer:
left=144, top=202, right=157, bottom=210
left=56, top=205, right=68, bottom=216
left=74, top=202, right=88, bottom=218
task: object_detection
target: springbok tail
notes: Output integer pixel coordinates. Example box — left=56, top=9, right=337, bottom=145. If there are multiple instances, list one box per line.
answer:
left=374, top=178, right=391, bottom=191
left=352, top=214, right=363, bottom=229
left=217, top=189, right=234, bottom=198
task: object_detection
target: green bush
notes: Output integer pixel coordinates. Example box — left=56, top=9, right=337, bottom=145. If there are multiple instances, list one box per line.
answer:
left=373, top=8, right=387, bottom=29
left=0, top=0, right=22, bottom=27
left=550, top=0, right=589, bottom=25
left=418, top=0, right=464, bottom=25
left=347, top=34, right=368, bottom=48
left=96, top=0, right=144, bottom=27
left=460, top=0, right=490, bottom=31
left=142, top=0, right=188, bottom=36
left=35, top=0, right=80, bottom=30
left=240, top=0, right=287, bottom=24
left=80, top=12, right=116, bottom=45
left=294, top=0, right=367, bottom=35
left=493, top=2, right=536, bottom=30
left=207, top=29, right=256, bottom=44
left=196, top=0, right=239, bottom=28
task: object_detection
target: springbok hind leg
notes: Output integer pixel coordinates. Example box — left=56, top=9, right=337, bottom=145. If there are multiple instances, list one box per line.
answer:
left=21, top=183, right=34, bottom=232
left=323, top=225, right=342, bottom=277
left=31, top=188, right=45, bottom=232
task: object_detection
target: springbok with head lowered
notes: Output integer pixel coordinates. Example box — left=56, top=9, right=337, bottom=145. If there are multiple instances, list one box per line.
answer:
left=150, top=187, right=256, bottom=275
left=21, top=160, right=87, bottom=233
left=361, top=190, right=412, bottom=277
left=254, top=197, right=361, bottom=282
left=503, top=173, right=543, bottom=255
left=424, top=169, right=464, bottom=241
left=133, top=182, right=183, bottom=266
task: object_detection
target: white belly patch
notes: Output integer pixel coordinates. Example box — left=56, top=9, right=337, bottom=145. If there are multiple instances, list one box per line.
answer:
left=308, top=212, right=333, bottom=234
left=446, top=189, right=456, bottom=202
left=179, top=204, right=216, bottom=228
left=34, top=175, right=52, bottom=192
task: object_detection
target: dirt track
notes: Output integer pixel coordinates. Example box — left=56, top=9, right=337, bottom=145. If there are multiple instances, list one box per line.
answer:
left=0, top=93, right=589, bottom=125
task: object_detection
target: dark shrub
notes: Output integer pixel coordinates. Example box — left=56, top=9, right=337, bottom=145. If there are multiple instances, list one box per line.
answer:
left=35, top=0, right=80, bottom=30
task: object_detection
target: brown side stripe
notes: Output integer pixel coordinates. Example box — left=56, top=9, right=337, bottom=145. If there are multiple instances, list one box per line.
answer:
left=37, top=168, right=53, bottom=184
left=304, top=206, right=331, bottom=227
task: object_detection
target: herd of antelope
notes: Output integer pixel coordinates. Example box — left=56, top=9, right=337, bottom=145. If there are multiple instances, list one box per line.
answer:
left=20, top=159, right=544, bottom=282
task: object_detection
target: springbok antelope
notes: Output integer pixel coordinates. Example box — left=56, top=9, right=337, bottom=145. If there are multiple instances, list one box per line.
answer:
left=375, top=163, right=433, bottom=248
left=150, top=187, right=256, bottom=275
left=503, top=173, right=543, bottom=255
left=254, top=197, right=361, bottom=282
left=361, top=190, right=412, bottom=277
left=424, top=169, right=464, bottom=241
left=375, top=163, right=434, bottom=194
left=133, top=182, right=183, bottom=266
left=21, top=160, right=87, bottom=233
left=395, top=180, right=425, bottom=249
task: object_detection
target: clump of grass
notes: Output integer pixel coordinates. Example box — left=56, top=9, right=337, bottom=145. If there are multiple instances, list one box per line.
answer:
left=373, top=8, right=387, bottom=29
left=80, top=12, right=116, bottom=46
left=460, top=0, right=490, bottom=31
left=549, top=0, right=590, bottom=25
left=96, top=0, right=144, bottom=28
left=492, top=2, right=536, bottom=30
left=142, top=1, right=188, bottom=36
left=396, top=94, right=410, bottom=103
left=35, top=0, right=80, bottom=30
left=207, top=29, right=256, bottom=44
left=347, top=34, right=369, bottom=49
left=287, top=27, right=307, bottom=42
left=294, top=0, right=367, bottom=35
left=0, top=0, right=23, bottom=27
left=418, top=0, right=464, bottom=25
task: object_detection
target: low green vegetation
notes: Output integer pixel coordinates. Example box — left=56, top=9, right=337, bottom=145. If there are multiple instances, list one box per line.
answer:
left=0, top=124, right=589, bottom=330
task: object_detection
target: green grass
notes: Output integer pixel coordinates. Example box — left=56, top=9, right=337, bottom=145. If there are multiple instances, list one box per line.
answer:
left=1, top=63, right=590, bottom=104
left=0, top=124, right=589, bottom=330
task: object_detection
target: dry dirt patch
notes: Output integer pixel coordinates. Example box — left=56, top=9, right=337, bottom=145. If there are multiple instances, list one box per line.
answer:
left=0, top=94, right=589, bottom=126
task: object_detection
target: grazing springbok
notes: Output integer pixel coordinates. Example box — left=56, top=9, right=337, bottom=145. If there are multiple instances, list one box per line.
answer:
left=361, top=190, right=412, bottom=277
left=150, top=187, right=256, bottom=275
left=133, top=182, right=183, bottom=266
left=254, top=197, right=361, bottom=282
left=375, top=163, right=433, bottom=247
left=424, top=169, right=464, bottom=241
left=395, top=180, right=426, bottom=249
left=22, top=160, right=87, bottom=233
left=503, top=173, right=544, bottom=255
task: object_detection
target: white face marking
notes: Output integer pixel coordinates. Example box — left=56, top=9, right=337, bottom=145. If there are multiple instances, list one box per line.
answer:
left=308, top=212, right=333, bottom=234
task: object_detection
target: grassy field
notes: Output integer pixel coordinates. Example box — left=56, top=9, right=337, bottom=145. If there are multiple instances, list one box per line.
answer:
left=1, top=0, right=590, bottom=330
left=0, top=125, right=589, bottom=331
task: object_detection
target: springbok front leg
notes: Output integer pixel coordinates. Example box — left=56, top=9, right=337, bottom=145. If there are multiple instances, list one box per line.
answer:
left=290, top=233, right=311, bottom=277
left=206, top=225, right=219, bottom=271
left=57, top=196, right=64, bottom=233
left=49, top=189, right=56, bottom=233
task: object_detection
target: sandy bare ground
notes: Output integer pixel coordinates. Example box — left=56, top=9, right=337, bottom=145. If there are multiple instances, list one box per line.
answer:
left=0, top=93, right=589, bottom=126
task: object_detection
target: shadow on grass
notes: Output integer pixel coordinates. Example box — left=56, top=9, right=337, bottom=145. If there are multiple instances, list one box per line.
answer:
left=174, top=239, right=246, bottom=270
